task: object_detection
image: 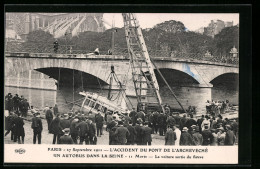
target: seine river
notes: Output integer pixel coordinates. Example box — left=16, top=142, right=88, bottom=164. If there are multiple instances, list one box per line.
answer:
left=5, top=85, right=238, bottom=114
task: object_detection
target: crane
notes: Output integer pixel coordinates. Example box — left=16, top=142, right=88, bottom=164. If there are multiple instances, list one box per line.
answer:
left=122, top=13, right=165, bottom=113
left=122, top=13, right=187, bottom=113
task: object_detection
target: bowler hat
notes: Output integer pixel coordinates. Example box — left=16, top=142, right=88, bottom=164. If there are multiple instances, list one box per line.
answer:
left=64, top=128, right=70, bottom=133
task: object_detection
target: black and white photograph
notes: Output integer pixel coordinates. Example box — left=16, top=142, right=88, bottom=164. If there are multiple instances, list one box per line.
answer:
left=3, top=7, right=243, bottom=164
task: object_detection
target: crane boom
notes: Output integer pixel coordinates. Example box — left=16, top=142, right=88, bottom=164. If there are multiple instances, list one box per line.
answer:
left=122, top=13, right=165, bottom=113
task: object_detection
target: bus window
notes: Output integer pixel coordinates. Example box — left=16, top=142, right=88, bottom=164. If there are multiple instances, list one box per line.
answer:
left=100, top=106, right=107, bottom=113
left=89, top=101, right=95, bottom=108
left=94, top=103, right=100, bottom=110
left=84, top=98, right=91, bottom=106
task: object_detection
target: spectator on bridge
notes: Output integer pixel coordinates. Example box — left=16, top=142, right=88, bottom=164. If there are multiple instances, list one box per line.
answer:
left=53, top=40, right=59, bottom=53
left=94, top=48, right=100, bottom=55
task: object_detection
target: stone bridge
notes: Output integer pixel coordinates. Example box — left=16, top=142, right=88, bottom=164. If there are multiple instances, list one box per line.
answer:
left=5, top=53, right=239, bottom=96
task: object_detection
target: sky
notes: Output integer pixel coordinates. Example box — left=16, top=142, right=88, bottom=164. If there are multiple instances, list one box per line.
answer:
left=103, top=13, right=239, bottom=31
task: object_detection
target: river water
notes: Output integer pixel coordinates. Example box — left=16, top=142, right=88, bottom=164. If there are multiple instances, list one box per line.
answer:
left=5, top=84, right=238, bottom=114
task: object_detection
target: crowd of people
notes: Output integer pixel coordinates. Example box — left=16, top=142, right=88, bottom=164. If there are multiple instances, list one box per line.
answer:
left=206, top=99, right=234, bottom=116
left=5, top=93, right=30, bottom=117
left=4, top=96, right=238, bottom=146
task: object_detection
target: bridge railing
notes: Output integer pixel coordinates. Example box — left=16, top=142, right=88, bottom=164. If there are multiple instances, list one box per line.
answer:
left=5, top=42, right=239, bottom=65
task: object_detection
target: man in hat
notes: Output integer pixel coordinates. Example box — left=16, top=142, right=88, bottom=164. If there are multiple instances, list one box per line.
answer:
left=5, top=111, right=16, bottom=141
left=158, top=112, right=167, bottom=136
left=49, top=113, right=64, bottom=144
left=135, top=111, right=145, bottom=124
left=13, top=112, right=25, bottom=144
left=53, top=104, right=59, bottom=116
left=45, top=106, right=54, bottom=133
left=192, top=126, right=203, bottom=146
left=60, top=114, right=71, bottom=129
left=166, top=113, right=176, bottom=128
left=115, top=121, right=129, bottom=145
left=126, top=121, right=136, bottom=145
left=59, top=128, right=74, bottom=144
left=31, top=112, right=43, bottom=144
left=152, top=111, right=159, bottom=134
left=95, top=112, right=104, bottom=137
left=224, top=125, right=236, bottom=145
left=201, top=124, right=213, bottom=146
left=165, top=125, right=177, bottom=145
left=129, top=108, right=137, bottom=126
left=87, top=119, right=96, bottom=145
left=180, top=114, right=188, bottom=131
left=70, top=116, right=80, bottom=144
left=217, top=127, right=225, bottom=146
left=143, top=122, right=152, bottom=145
left=77, top=117, right=89, bottom=144
left=134, top=120, right=145, bottom=145
left=180, top=127, right=194, bottom=146
left=211, top=128, right=218, bottom=146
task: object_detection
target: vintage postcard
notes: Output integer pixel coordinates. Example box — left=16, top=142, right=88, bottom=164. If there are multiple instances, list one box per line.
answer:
left=4, top=8, right=240, bottom=164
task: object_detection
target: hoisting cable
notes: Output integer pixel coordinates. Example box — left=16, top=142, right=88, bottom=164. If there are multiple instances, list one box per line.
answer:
left=71, top=69, right=75, bottom=111
left=113, top=71, right=134, bottom=108
left=150, top=59, right=187, bottom=113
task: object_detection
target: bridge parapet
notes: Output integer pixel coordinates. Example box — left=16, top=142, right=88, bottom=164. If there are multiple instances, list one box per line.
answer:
left=5, top=52, right=239, bottom=68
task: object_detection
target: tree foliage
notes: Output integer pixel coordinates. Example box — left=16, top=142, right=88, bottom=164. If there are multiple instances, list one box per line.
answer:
left=21, top=21, right=239, bottom=57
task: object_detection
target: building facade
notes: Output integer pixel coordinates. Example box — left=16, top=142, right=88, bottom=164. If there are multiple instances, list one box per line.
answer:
left=5, top=13, right=105, bottom=39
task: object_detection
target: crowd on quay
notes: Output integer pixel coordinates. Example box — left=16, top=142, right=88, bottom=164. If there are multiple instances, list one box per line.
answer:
left=5, top=93, right=30, bottom=117
left=205, top=99, right=235, bottom=116
left=5, top=94, right=238, bottom=146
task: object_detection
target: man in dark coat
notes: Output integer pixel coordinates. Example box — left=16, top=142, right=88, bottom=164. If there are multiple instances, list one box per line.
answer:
left=12, top=94, right=20, bottom=111
left=129, top=108, right=137, bottom=126
left=180, top=114, right=188, bottom=131
left=224, top=125, right=236, bottom=145
left=45, top=107, right=54, bottom=132
left=197, top=115, right=204, bottom=132
left=115, top=121, right=130, bottom=145
left=152, top=111, right=159, bottom=134
left=59, top=128, right=74, bottom=144
left=31, top=112, right=43, bottom=144
left=22, top=99, right=30, bottom=117
left=95, top=112, right=104, bottom=137
left=201, top=124, right=214, bottom=146
left=166, top=114, right=176, bottom=128
left=5, top=112, right=15, bottom=140
left=53, top=104, right=59, bottom=116
left=14, top=112, right=25, bottom=144
left=173, top=113, right=181, bottom=126
left=123, top=113, right=131, bottom=127
left=126, top=121, right=136, bottom=145
left=142, top=122, right=152, bottom=145
left=70, top=116, right=80, bottom=144
left=135, top=111, right=145, bottom=123
left=50, top=113, right=64, bottom=144
left=87, top=119, right=96, bottom=145
left=180, top=127, right=194, bottom=146
left=107, top=116, right=117, bottom=131
left=134, top=121, right=144, bottom=145
left=192, top=126, right=203, bottom=146
left=186, top=114, right=197, bottom=131
left=77, top=117, right=89, bottom=144
left=158, top=112, right=167, bottom=136
left=60, top=114, right=71, bottom=129
left=165, top=125, right=177, bottom=145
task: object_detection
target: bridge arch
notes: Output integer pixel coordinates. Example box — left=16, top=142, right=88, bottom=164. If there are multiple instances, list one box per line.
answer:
left=6, top=57, right=111, bottom=85
left=209, top=72, right=239, bottom=89
left=154, top=68, right=200, bottom=87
